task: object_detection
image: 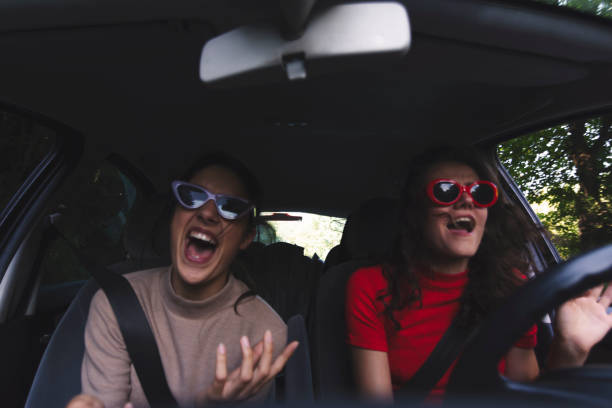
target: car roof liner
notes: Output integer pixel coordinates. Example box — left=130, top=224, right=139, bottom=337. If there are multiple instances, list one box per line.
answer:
left=0, top=0, right=611, bottom=214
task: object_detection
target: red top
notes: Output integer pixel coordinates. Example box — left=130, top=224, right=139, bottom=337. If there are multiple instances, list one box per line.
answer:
left=345, top=265, right=537, bottom=396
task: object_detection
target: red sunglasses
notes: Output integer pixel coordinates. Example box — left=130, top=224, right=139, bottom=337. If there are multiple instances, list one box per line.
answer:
left=426, top=179, right=499, bottom=208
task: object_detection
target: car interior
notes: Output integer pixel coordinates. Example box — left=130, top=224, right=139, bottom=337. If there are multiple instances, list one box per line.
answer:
left=1, top=0, right=612, bottom=407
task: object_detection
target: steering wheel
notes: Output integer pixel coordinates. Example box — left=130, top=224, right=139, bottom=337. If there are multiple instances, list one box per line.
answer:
left=447, top=244, right=612, bottom=407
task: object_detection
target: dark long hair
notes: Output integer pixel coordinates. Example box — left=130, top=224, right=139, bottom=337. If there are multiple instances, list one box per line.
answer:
left=173, top=151, right=262, bottom=311
left=380, top=146, right=541, bottom=329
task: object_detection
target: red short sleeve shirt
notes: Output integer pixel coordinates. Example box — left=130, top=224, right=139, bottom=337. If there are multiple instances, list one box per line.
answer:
left=345, top=265, right=537, bottom=395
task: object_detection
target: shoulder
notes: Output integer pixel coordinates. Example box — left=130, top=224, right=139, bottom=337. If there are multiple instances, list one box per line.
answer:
left=89, top=266, right=167, bottom=316
left=123, top=266, right=167, bottom=291
left=347, top=265, right=387, bottom=293
left=235, top=290, right=286, bottom=332
left=232, top=283, right=287, bottom=350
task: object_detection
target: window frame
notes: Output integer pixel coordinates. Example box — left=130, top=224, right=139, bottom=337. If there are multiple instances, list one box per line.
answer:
left=0, top=103, right=83, bottom=283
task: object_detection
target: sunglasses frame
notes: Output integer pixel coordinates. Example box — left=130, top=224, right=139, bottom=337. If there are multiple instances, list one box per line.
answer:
left=426, top=178, right=499, bottom=208
left=171, top=180, right=254, bottom=220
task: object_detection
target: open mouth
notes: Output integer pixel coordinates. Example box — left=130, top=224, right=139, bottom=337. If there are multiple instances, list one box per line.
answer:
left=447, top=216, right=475, bottom=233
left=184, top=229, right=218, bottom=264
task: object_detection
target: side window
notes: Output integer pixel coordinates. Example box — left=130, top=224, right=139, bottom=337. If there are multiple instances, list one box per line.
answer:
left=40, top=161, right=140, bottom=286
left=498, top=114, right=611, bottom=259
left=0, top=110, right=56, bottom=213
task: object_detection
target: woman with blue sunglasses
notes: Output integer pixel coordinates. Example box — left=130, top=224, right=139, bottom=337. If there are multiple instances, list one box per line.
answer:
left=69, top=153, right=298, bottom=408
left=346, top=146, right=612, bottom=401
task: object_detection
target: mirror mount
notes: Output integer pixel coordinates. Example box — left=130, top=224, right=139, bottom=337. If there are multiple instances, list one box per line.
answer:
left=280, top=0, right=317, bottom=41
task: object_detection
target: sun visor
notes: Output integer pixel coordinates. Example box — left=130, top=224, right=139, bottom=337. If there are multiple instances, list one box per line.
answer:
left=200, top=2, right=411, bottom=85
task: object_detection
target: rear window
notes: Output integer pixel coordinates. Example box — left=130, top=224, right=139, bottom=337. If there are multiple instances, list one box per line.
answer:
left=256, top=212, right=346, bottom=260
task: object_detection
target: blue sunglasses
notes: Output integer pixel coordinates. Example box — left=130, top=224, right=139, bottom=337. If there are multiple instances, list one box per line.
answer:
left=171, top=180, right=254, bottom=220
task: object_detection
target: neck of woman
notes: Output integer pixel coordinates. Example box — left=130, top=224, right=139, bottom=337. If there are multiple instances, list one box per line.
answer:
left=426, top=257, right=469, bottom=275
left=170, top=268, right=230, bottom=301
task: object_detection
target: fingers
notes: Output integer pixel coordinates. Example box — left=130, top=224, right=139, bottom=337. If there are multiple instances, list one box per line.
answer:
left=258, top=330, right=274, bottom=376
left=269, top=341, right=299, bottom=375
left=236, top=330, right=274, bottom=399
left=598, top=282, right=612, bottom=306
left=208, top=343, right=228, bottom=399
left=65, top=394, right=105, bottom=408
left=207, top=333, right=299, bottom=402
left=248, top=340, right=300, bottom=396
left=239, top=336, right=254, bottom=383
left=584, top=285, right=604, bottom=299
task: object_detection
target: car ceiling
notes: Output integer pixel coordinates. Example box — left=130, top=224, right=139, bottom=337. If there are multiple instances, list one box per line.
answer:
left=1, top=0, right=612, bottom=216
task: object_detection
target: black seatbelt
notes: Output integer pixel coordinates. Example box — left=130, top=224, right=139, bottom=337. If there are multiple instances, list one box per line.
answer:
left=87, top=262, right=179, bottom=408
left=400, top=318, right=479, bottom=395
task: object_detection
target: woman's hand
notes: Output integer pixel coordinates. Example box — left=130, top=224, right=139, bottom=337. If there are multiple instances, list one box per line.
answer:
left=65, top=394, right=133, bottom=408
left=199, top=330, right=299, bottom=405
left=548, top=283, right=612, bottom=369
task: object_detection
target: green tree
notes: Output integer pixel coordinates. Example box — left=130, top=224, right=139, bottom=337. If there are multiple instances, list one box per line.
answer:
left=499, top=0, right=612, bottom=259
left=498, top=115, right=611, bottom=258
left=534, top=0, right=612, bottom=17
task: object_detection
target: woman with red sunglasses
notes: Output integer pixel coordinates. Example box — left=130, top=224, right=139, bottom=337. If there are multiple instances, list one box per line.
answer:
left=346, top=146, right=612, bottom=401
left=68, top=152, right=298, bottom=408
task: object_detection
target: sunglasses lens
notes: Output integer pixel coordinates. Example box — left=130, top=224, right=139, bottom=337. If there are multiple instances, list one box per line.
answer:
left=216, top=197, right=251, bottom=220
left=471, top=183, right=496, bottom=205
left=176, top=184, right=209, bottom=209
left=433, top=181, right=460, bottom=204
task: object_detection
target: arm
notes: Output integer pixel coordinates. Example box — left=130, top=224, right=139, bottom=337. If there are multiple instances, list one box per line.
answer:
left=351, top=346, right=393, bottom=401
left=505, top=347, right=539, bottom=382
left=345, top=267, right=392, bottom=399
left=81, top=290, right=132, bottom=408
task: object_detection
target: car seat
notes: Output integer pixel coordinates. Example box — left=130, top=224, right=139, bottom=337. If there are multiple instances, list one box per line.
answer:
left=237, top=241, right=322, bottom=323
left=323, top=197, right=402, bottom=272
left=25, top=195, right=316, bottom=407
left=311, top=197, right=400, bottom=400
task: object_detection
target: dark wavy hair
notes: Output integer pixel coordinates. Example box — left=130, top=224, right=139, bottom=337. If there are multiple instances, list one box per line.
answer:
left=380, top=146, right=541, bottom=329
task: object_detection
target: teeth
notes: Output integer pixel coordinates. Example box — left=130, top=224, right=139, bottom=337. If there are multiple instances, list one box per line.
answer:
left=189, top=231, right=217, bottom=245
left=448, top=216, right=475, bottom=232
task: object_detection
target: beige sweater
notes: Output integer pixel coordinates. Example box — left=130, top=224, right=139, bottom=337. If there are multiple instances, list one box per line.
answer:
left=81, top=266, right=287, bottom=408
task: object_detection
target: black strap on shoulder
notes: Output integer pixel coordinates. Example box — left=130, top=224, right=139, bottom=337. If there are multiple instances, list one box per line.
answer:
left=88, top=263, right=179, bottom=408
left=400, top=318, right=478, bottom=394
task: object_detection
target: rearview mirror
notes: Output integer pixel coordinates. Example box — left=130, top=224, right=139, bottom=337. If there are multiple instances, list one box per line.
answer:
left=200, top=2, right=411, bottom=85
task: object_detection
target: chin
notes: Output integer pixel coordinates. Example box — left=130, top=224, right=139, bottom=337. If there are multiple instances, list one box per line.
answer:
left=176, top=261, right=215, bottom=286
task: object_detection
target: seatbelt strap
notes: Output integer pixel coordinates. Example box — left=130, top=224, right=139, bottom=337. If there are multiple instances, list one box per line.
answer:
left=401, top=317, right=478, bottom=393
left=88, top=264, right=179, bottom=408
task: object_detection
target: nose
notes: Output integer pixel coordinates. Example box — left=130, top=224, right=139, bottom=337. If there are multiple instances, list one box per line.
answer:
left=197, top=199, right=221, bottom=224
left=455, top=187, right=474, bottom=208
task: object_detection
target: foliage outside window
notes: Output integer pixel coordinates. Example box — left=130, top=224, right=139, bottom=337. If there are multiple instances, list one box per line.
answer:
left=498, top=114, right=611, bottom=259
left=528, top=0, right=612, bottom=18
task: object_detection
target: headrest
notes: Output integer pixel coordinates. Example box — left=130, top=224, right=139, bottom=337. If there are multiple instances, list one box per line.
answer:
left=339, top=197, right=400, bottom=262
left=122, top=194, right=172, bottom=266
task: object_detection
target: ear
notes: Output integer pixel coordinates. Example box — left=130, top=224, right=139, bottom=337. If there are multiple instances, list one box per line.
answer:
left=239, top=227, right=256, bottom=250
